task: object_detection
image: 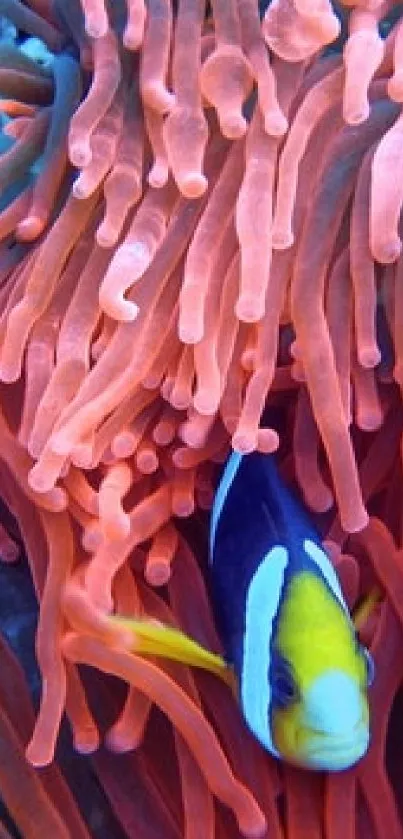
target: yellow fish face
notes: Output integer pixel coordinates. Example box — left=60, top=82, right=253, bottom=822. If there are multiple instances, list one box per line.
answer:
left=271, top=674, right=370, bottom=771
left=270, top=571, right=372, bottom=771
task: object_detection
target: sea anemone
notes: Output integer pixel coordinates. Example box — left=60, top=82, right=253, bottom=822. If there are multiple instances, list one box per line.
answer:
left=0, top=1, right=403, bottom=837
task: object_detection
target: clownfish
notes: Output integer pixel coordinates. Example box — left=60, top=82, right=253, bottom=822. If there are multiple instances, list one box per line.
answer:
left=209, top=451, right=374, bottom=771
left=110, top=452, right=374, bottom=772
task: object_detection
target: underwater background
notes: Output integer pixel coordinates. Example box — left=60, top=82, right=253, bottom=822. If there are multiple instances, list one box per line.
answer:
left=1, top=1, right=403, bottom=837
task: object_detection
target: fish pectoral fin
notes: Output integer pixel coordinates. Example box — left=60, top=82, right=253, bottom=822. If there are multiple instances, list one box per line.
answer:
left=353, top=586, right=382, bottom=632
left=109, top=615, right=233, bottom=685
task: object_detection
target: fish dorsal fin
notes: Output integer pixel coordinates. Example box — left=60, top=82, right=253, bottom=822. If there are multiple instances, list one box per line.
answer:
left=210, top=451, right=243, bottom=558
left=241, top=545, right=288, bottom=757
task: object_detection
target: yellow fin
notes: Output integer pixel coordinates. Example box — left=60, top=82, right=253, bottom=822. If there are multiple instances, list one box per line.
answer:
left=109, top=616, right=234, bottom=688
left=353, top=587, right=381, bottom=632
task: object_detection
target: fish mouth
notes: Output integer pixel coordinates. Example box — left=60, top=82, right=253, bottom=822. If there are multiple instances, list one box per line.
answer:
left=298, top=724, right=370, bottom=771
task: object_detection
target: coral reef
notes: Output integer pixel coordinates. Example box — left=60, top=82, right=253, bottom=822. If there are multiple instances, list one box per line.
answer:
left=0, top=0, right=403, bottom=837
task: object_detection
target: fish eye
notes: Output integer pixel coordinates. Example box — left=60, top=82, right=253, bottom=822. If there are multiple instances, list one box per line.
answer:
left=360, top=645, right=375, bottom=687
left=272, top=661, right=298, bottom=706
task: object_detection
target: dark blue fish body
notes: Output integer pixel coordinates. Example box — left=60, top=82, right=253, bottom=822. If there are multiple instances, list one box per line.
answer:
left=209, top=450, right=372, bottom=770
left=209, top=451, right=324, bottom=668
